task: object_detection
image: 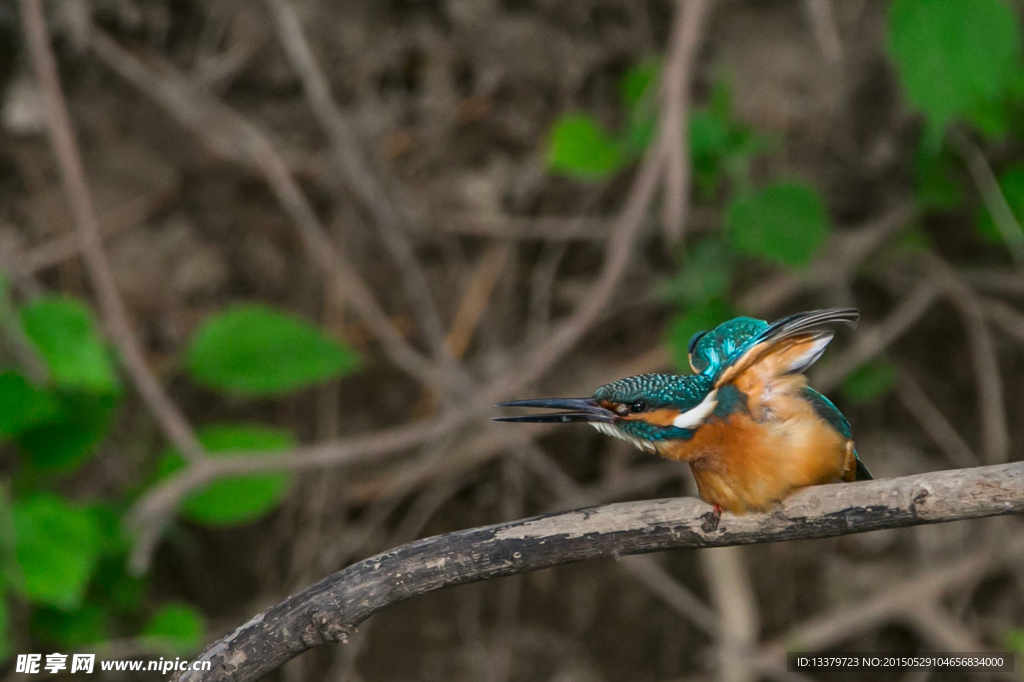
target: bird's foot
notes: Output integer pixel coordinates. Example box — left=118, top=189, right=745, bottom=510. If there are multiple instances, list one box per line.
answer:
left=700, top=504, right=722, bottom=533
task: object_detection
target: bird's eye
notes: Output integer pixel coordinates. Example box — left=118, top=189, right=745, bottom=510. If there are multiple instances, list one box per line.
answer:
left=630, top=401, right=647, bottom=413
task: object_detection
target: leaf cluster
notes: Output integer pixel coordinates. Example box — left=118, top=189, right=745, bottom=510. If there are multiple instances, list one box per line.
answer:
left=0, top=287, right=360, bottom=658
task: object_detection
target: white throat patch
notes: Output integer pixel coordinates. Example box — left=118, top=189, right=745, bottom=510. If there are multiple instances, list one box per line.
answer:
left=589, top=422, right=658, bottom=453
left=672, top=389, right=719, bottom=429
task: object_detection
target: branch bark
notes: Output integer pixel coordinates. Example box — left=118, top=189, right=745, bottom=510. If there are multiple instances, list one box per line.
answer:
left=179, top=461, right=1024, bottom=682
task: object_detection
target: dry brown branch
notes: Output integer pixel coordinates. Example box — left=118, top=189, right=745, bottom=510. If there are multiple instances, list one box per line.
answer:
left=964, top=269, right=1024, bottom=295
left=19, top=0, right=205, bottom=464
left=948, top=128, right=1024, bottom=268
left=659, top=0, right=712, bottom=242
left=907, top=603, right=987, bottom=653
left=178, top=462, right=1024, bottom=682
left=896, top=369, right=979, bottom=469
left=87, top=29, right=447, bottom=392
left=754, top=530, right=1024, bottom=666
left=526, top=241, right=567, bottom=341
left=813, top=280, right=939, bottom=392
left=926, top=255, right=1009, bottom=464
left=263, top=0, right=466, bottom=383
left=127, top=186, right=904, bottom=573
left=438, top=207, right=721, bottom=241
left=982, top=297, right=1024, bottom=343
left=738, top=202, right=914, bottom=315
left=803, top=0, right=843, bottom=62
left=21, top=188, right=176, bottom=273
left=120, top=1, right=703, bottom=573
left=701, top=546, right=759, bottom=682
left=512, top=439, right=719, bottom=634
left=133, top=192, right=908, bottom=540
left=446, top=245, right=510, bottom=358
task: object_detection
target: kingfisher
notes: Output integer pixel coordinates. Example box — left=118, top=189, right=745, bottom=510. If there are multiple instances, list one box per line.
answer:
left=495, top=308, right=871, bottom=529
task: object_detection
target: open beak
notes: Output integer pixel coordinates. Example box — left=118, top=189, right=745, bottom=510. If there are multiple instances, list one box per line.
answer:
left=493, top=397, right=617, bottom=424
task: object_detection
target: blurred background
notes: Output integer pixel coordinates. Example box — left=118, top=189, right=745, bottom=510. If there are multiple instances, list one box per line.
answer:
left=1, top=0, right=1024, bottom=680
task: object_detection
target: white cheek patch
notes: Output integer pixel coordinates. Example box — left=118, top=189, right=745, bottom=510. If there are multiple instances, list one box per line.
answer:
left=785, top=333, right=833, bottom=374
left=672, top=389, right=718, bottom=429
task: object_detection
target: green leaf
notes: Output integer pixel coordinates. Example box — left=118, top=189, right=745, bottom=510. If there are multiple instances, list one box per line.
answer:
left=17, top=391, right=119, bottom=473
left=620, top=60, right=659, bottom=111
left=914, top=143, right=963, bottom=210
left=158, top=424, right=294, bottom=526
left=0, top=588, right=8, bottom=663
left=895, top=224, right=933, bottom=255
left=689, top=111, right=732, bottom=198
left=1003, top=627, right=1024, bottom=657
left=142, top=603, right=205, bottom=655
left=546, top=114, right=624, bottom=180
left=621, top=60, right=659, bottom=153
left=0, top=489, right=17, bottom=594
left=726, top=181, right=831, bottom=268
left=0, top=372, right=59, bottom=439
left=660, top=238, right=732, bottom=308
left=20, top=296, right=118, bottom=393
left=31, top=604, right=108, bottom=647
left=91, top=557, right=147, bottom=615
left=12, top=495, right=101, bottom=609
left=690, top=111, right=731, bottom=161
left=666, top=299, right=734, bottom=372
left=841, top=358, right=898, bottom=405
left=888, top=0, right=1022, bottom=132
left=186, top=304, right=360, bottom=397
left=976, top=164, right=1024, bottom=243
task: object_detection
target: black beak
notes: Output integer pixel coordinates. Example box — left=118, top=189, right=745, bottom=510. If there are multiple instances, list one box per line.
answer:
left=493, top=397, right=617, bottom=424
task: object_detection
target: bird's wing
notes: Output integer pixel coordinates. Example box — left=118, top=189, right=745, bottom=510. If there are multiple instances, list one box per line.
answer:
left=801, top=386, right=851, bottom=438
left=712, top=308, right=859, bottom=387
left=803, top=387, right=872, bottom=480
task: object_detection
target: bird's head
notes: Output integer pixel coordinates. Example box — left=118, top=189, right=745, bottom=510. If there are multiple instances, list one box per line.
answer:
left=495, top=373, right=719, bottom=453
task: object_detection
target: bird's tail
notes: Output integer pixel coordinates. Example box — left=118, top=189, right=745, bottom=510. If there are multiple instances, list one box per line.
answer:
left=853, top=452, right=873, bottom=481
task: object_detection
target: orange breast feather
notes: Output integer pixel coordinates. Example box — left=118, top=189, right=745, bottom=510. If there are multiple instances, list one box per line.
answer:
left=657, top=395, right=854, bottom=514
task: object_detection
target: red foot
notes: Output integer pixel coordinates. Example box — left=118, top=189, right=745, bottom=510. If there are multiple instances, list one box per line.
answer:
left=701, top=504, right=723, bottom=533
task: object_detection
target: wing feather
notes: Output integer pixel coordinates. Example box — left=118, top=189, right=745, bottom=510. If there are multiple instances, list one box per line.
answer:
left=713, top=308, right=858, bottom=388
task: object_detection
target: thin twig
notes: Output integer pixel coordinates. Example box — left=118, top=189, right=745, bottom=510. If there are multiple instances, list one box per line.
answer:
left=127, top=187, right=894, bottom=571
left=907, top=603, right=987, bottom=652
left=123, top=0, right=699, bottom=570
left=659, top=0, right=712, bottom=242
left=803, top=0, right=843, bottom=63
left=896, top=368, right=979, bottom=469
left=813, top=280, right=939, bottom=392
left=446, top=245, right=510, bottom=358
left=948, top=128, right=1024, bottom=268
left=88, top=29, right=447, bottom=392
left=738, top=202, right=914, bottom=315
left=263, top=0, right=467, bottom=384
left=133, top=198, right=902, bottom=558
left=926, top=254, right=1009, bottom=464
left=178, top=461, right=1024, bottom=682
left=526, top=241, right=567, bottom=342
left=22, top=189, right=176, bottom=273
left=702, top=546, right=759, bottom=682
left=513, top=438, right=719, bottom=634
left=982, top=297, right=1024, bottom=344
left=19, top=0, right=205, bottom=464
left=755, top=531, right=1024, bottom=666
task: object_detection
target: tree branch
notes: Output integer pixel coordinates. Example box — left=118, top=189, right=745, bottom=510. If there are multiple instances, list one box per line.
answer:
left=19, top=0, right=206, bottom=464
left=178, top=461, right=1024, bottom=682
